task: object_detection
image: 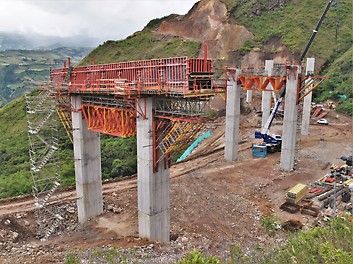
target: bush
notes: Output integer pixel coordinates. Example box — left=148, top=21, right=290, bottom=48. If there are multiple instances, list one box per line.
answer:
left=261, top=215, right=280, bottom=237
left=177, top=250, right=221, bottom=264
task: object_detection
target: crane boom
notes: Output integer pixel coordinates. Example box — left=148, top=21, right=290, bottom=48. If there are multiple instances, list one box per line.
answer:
left=300, top=0, right=334, bottom=62
left=253, top=0, right=334, bottom=157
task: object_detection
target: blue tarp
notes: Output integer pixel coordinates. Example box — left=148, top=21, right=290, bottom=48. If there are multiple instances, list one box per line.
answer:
left=176, top=131, right=212, bottom=162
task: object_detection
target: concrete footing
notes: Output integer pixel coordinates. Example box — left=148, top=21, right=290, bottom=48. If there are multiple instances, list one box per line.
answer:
left=301, top=58, right=315, bottom=135
left=280, top=66, right=299, bottom=171
left=71, top=95, right=103, bottom=223
left=136, top=98, right=170, bottom=242
left=224, top=70, right=241, bottom=161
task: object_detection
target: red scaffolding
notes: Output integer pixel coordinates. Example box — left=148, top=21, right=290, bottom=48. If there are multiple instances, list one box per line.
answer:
left=51, top=57, right=214, bottom=97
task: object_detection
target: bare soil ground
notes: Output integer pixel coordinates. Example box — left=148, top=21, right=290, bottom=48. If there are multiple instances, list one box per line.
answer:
left=0, top=104, right=352, bottom=263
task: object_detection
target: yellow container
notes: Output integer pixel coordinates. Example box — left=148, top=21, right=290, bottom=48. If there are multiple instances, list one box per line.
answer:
left=286, top=183, right=308, bottom=204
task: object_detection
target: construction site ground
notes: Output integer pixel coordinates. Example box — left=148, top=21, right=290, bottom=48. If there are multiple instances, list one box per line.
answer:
left=0, top=106, right=352, bottom=263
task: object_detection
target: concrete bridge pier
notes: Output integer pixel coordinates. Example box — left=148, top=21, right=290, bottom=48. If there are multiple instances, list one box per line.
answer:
left=301, top=58, right=315, bottom=135
left=71, top=95, right=103, bottom=223
left=280, top=66, right=299, bottom=171
left=224, top=69, right=241, bottom=161
left=136, top=97, right=170, bottom=242
left=246, top=90, right=252, bottom=103
left=261, top=60, right=274, bottom=130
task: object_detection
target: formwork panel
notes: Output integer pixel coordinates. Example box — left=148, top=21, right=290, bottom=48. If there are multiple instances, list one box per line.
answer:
left=50, top=57, right=215, bottom=97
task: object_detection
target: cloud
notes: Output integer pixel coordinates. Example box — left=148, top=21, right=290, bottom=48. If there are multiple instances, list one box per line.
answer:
left=0, top=0, right=198, bottom=41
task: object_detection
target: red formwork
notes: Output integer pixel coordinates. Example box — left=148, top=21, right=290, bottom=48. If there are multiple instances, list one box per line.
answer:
left=81, top=104, right=136, bottom=137
left=50, top=57, right=214, bottom=96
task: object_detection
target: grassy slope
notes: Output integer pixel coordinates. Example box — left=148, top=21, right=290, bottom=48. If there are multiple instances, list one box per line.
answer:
left=316, top=46, right=353, bottom=115
left=79, top=29, right=200, bottom=65
left=0, top=96, right=32, bottom=197
left=222, top=0, right=352, bottom=57
left=175, top=217, right=352, bottom=263
left=0, top=96, right=76, bottom=198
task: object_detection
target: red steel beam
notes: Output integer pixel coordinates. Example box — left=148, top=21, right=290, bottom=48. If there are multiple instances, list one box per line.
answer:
left=237, top=75, right=286, bottom=92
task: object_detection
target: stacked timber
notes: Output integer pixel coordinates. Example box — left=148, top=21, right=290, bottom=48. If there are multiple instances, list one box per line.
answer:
left=286, top=183, right=308, bottom=204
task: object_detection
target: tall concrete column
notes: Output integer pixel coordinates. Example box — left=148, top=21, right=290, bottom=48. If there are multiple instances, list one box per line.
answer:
left=136, top=97, right=170, bottom=242
left=71, top=95, right=103, bottom=223
left=262, top=60, right=274, bottom=130
left=280, top=66, right=299, bottom=171
left=246, top=90, right=253, bottom=103
left=301, top=58, right=315, bottom=135
left=224, top=69, right=241, bottom=161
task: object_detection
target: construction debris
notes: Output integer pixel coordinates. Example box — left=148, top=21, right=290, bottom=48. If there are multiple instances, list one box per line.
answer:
left=280, top=154, right=353, bottom=218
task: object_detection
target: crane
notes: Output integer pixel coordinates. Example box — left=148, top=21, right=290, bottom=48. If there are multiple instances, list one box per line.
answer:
left=252, top=88, right=285, bottom=157
left=252, top=0, right=334, bottom=158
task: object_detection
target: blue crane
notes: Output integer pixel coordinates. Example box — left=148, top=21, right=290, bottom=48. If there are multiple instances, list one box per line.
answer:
left=252, top=0, right=334, bottom=158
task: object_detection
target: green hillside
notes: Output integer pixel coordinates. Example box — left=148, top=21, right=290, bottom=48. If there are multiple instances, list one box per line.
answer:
left=0, top=96, right=32, bottom=197
left=79, top=29, right=200, bottom=65
left=316, top=46, right=352, bottom=114
left=0, top=47, right=91, bottom=107
left=223, top=0, right=352, bottom=58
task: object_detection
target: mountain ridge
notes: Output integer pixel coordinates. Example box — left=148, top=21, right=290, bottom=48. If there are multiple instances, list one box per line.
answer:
left=0, top=47, right=92, bottom=107
left=0, top=31, right=101, bottom=51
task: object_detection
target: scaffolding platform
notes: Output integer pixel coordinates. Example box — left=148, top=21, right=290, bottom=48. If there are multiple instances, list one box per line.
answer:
left=50, top=57, right=219, bottom=98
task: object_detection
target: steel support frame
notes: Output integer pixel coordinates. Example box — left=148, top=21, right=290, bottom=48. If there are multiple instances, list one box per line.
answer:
left=238, top=75, right=286, bottom=92
left=81, top=104, right=136, bottom=137
left=153, top=97, right=209, bottom=118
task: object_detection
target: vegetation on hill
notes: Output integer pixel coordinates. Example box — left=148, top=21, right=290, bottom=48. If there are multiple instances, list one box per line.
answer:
left=176, top=216, right=352, bottom=263
left=0, top=96, right=32, bottom=197
left=0, top=47, right=91, bottom=107
left=78, top=29, right=200, bottom=65
left=316, top=46, right=353, bottom=114
left=222, top=0, right=351, bottom=58
left=63, top=216, right=352, bottom=263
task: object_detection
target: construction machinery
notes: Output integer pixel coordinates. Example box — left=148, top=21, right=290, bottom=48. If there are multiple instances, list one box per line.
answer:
left=327, top=100, right=336, bottom=109
left=252, top=89, right=284, bottom=157
left=252, top=0, right=334, bottom=158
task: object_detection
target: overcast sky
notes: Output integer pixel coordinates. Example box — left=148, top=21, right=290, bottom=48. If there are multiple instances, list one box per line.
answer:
left=0, top=0, right=198, bottom=41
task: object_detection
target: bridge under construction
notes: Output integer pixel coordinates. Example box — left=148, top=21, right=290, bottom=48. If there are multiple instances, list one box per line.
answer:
left=26, top=52, right=323, bottom=242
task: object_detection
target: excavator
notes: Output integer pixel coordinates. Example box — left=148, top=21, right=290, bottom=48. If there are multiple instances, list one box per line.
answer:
left=252, top=0, right=334, bottom=158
